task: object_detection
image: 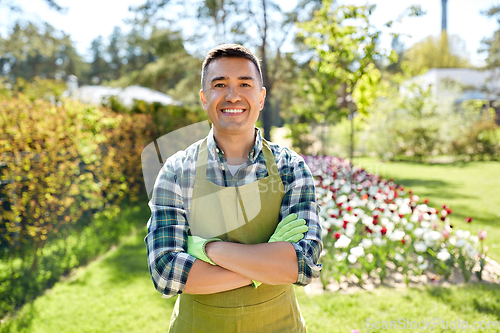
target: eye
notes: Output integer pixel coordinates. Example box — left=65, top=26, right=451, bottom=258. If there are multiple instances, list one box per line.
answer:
left=214, top=83, right=225, bottom=88
left=241, top=83, right=251, bottom=87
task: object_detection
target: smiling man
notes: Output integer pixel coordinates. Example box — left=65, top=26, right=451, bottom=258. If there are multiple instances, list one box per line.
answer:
left=145, top=44, right=322, bottom=332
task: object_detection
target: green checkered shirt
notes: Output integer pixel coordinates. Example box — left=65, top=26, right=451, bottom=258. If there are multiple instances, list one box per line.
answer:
left=145, top=127, right=323, bottom=298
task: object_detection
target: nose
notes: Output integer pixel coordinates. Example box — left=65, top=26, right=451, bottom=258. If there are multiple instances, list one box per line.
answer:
left=225, top=85, right=241, bottom=103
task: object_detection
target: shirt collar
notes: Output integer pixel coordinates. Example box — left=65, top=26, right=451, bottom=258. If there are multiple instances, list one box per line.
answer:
left=207, top=127, right=263, bottom=163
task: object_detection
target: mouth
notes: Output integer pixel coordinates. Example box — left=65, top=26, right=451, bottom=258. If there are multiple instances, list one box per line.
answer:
left=220, top=108, right=246, bottom=114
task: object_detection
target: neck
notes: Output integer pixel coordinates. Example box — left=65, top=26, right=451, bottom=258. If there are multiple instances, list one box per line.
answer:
left=213, top=127, right=256, bottom=161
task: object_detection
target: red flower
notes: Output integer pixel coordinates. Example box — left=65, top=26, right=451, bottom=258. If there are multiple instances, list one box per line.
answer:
left=440, top=216, right=446, bottom=221
left=365, top=226, right=372, bottom=234
left=327, top=227, right=332, bottom=233
left=380, top=208, right=385, bottom=213
left=408, top=189, right=412, bottom=194
left=381, top=226, right=387, bottom=235
left=330, top=213, right=337, bottom=218
left=343, top=220, right=348, bottom=229
left=372, top=219, right=378, bottom=225
left=334, top=232, right=342, bottom=240
left=465, top=217, right=473, bottom=223
left=446, top=208, right=452, bottom=215
left=361, top=194, right=368, bottom=200
left=398, top=214, right=404, bottom=218
left=401, top=239, right=406, bottom=244
left=423, top=198, right=429, bottom=204
left=347, top=206, right=353, bottom=212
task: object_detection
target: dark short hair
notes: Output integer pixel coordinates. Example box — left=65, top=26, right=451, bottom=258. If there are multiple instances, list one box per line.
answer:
left=201, top=44, right=263, bottom=90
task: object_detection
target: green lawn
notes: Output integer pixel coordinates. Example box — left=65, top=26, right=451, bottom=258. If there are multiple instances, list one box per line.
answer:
left=353, top=158, right=500, bottom=263
left=2, top=228, right=499, bottom=333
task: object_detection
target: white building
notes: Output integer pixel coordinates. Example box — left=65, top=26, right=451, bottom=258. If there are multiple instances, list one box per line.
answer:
left=64, top=75, right=181, bottom=107
left=406, top=68, right=500, bottom=124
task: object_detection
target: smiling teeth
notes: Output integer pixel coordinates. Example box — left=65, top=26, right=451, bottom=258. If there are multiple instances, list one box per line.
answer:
left=223, top=109, right=244, bottom=113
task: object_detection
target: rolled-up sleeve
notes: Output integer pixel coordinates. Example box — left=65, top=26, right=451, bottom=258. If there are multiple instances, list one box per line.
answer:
left=279, top=155, right=323, bottom=286
left=144, top=159, right=196, bottom=298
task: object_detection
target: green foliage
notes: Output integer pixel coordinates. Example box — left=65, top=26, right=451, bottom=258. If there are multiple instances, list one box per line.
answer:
left=0, top=21, right=86, bottom=81
left=0, top=84, right=157, bottom=315
left=103, top=96, right=208, bottom=137
left=402, top=32, right=470, bottom=77
left=291, top=0, right=382, bottom=153
left=360, top=76, right=500, bottom=161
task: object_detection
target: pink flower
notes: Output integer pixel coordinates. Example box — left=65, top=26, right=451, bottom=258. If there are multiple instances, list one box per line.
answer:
left=411, top=195, right=419, bottom=202
left=351, top=330, right=360, bottom=333
left=442, top=229, right=450, bottom=239
left=478, top=230, right=487, bottom=240
left=465, top=217, right=473, bottom=223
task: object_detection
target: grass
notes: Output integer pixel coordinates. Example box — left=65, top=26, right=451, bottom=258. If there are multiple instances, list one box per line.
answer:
left=1, top=160, right=499, bottom=332
left=2, top=227, right=499, bottom=333
left=353, top=158, right=500, bottom=263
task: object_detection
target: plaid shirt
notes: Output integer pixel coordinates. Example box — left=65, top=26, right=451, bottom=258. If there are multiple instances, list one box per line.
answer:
left=145, top=127, right=323, bottom=298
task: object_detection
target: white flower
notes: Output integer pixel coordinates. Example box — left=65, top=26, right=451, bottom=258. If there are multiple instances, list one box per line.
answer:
left=367, top=201, right=377, bottom=211
left=350, top=246, right=365, bottom=258
left=423, top=230, right=442, bottom=247
left=417, top=255, right=424, bottom=264
left=429, top=214, right=438, bottom=222
left=388, top=230, right=405, bottom=242
left=380, top=217, right=390, bottom=226
left=414, top=241, right=428, bottom=253
left=417, top=204, right=429, bottom=212
left=418, top=261, right=429, bottom=270
left=348, top=254, right=357, bottom=263
left=409, top=214, right=419, bottom=223
left=413, top=227, right=426, bottom=238
left=361, top=238, right=373, bottom=249
left=336, top=194, right=347, bottom=204
left=335, top=252, right=348, bottom=262
left=398, top=204, right=412, bottom=215
left=345, top=224, right=356, bottom=238
left=362, top=216, right=374, bottom=227
left=368, top=185, right=379, bottom=196
left=341, top=183, right=351, bottom=194
left=436, top=249, right=451, bottom=261
left=405, top=223, right=415, bottom=231
left=456, top=238, right=467, bottom=248
left=420, top=221, right=431, bottom=229
left=465, top=244, right=478, bottom=259
left=373, top=237, right=386, bottom=246
left=334, top=234, right=351, bottom=248
left=395, top=253, right=404, bottom=262
left=392, top=215, right=401, bottom=224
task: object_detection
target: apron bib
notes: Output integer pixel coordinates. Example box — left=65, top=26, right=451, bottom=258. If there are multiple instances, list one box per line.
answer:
left=168, top=138, right=306, bottom=333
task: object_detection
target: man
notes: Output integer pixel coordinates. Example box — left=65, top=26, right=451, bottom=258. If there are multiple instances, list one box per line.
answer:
left=145, top=44, right=322, bottom=332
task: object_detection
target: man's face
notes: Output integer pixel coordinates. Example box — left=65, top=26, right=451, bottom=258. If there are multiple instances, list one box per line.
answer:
left=200, top=57, right=266, bottom=137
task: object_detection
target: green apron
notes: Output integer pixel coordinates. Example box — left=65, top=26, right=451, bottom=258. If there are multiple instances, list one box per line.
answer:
left=168, top=138, right=306, bottom=333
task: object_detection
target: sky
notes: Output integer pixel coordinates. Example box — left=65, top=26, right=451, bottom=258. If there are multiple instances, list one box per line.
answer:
left=0, top=0, right=498, bottom=66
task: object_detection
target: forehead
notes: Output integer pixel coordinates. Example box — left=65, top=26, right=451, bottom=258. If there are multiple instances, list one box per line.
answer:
left=206, top=57, right=259, bottom=80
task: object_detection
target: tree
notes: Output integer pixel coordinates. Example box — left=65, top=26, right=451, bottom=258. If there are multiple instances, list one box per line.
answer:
left=88, top=36, right=109, bottom=84
left=107, top=27, right=125, bottom=80
left=294, top=0, right=382, bottom=160
left=0, top=21, right=85, bottom=81
left=130, top=0, right=308, bottom=140
left=402, top=32, right=470, bottom=76
left=479, top=5, right=500, bottom=69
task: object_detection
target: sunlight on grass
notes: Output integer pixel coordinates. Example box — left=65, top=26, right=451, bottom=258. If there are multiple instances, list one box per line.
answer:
left=2, top=226, right=499, bottom=333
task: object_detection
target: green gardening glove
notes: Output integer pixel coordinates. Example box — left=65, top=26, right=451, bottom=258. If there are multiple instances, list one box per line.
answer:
left=253, top=214, right=309, bottom=289
left=268, top=213, right=309, bottom=243
left=187, top=235, right=222, bottom=265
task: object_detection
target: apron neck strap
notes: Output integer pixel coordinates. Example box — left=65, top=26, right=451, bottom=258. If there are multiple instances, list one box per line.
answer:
left=195, top=137, right=279, bottom=180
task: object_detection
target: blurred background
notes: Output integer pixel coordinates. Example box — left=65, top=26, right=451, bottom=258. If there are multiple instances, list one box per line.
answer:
left=0, top=0, right=499, bottom=332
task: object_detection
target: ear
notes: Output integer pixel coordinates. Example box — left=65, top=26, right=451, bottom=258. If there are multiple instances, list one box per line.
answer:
left=200, top=88, right=208, bottom=111
left=259, top=87, right=266, bottom=110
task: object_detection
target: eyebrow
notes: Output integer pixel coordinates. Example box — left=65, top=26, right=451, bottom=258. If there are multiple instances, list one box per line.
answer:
left=210, top=76, right=256, bottom=84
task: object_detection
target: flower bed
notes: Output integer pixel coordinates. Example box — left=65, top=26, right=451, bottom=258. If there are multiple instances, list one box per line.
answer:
left=302, top=155, right=490, bottom=289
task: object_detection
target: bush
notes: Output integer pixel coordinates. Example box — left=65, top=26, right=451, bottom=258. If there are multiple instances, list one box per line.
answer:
left=0, top=92, right=155, bottom=315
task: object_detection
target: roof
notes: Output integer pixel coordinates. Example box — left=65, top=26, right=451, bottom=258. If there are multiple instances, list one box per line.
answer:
left=69, top=84, right=182, bottom=107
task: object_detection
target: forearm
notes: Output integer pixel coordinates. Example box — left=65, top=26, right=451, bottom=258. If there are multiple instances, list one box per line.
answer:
left=205, top=241, right=298, bottom=285
left=183, top=260, right=252, bottom=294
